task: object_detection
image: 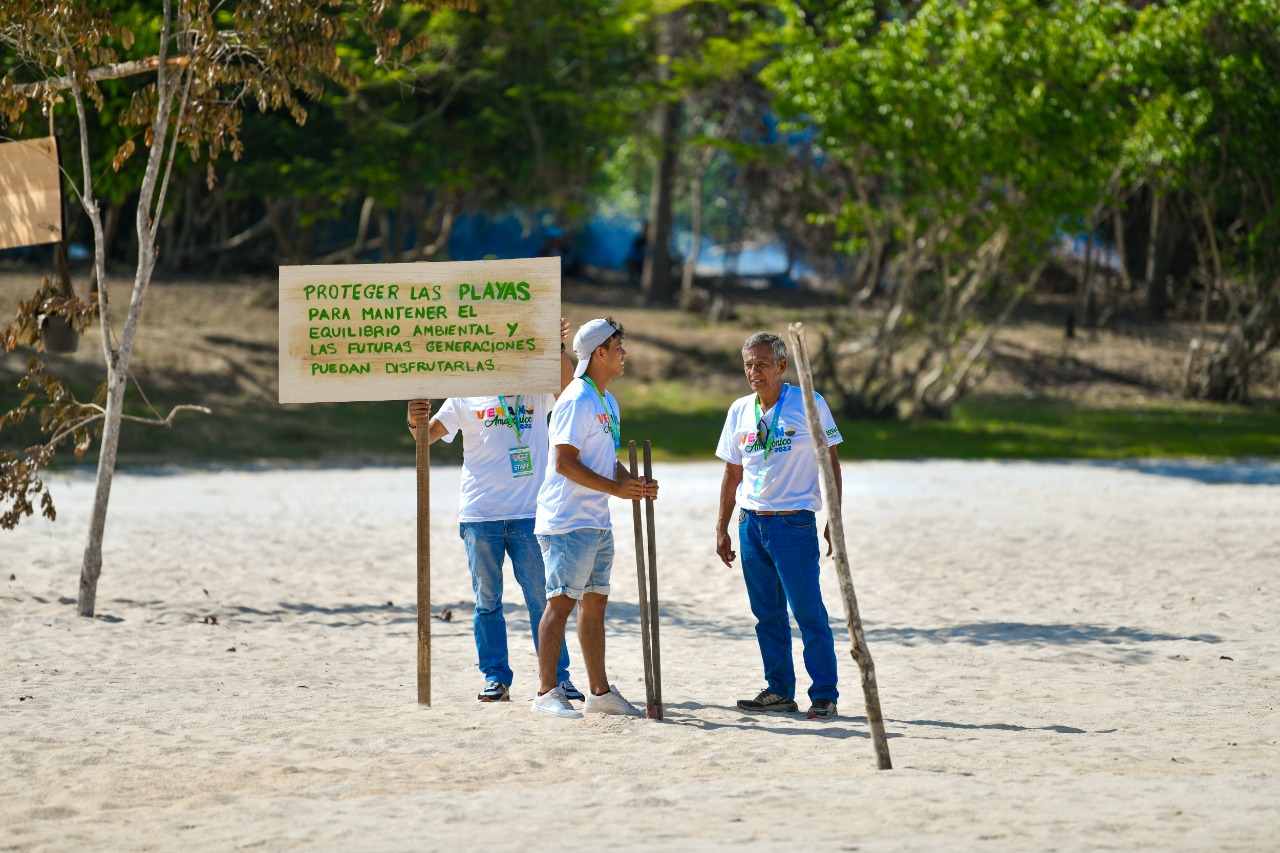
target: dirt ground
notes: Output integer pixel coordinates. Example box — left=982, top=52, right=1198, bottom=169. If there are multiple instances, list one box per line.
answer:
left=3, top=265, right=1279, bottom=412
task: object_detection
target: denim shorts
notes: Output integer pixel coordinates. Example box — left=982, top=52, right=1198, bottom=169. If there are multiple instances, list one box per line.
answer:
left=537, top=528, right=614, bottom=600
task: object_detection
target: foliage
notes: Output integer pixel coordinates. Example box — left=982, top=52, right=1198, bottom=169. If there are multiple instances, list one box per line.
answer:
left=755, top=0, right=1280, bottom=415
left=765, top=0, right=1133, bottom=418
left=0, top=277, right=102, bottom=529
left=656, top=2, right=786, bottom=305
left=200, top=0, right=651, bottom=266
left=1115, top=0, right=1280, bottom=401
left=0, top=0, right=455, bottom=613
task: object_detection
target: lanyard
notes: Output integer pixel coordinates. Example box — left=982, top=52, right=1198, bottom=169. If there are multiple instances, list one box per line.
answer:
left=495, top=394, right=525, bottom=445
left=753, top=383, right=788, bottom=465
left=581, top=376, right=620, bottom=450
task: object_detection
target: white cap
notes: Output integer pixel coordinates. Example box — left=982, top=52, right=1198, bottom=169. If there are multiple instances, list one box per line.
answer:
left=572, top=318, right=618, bottom=378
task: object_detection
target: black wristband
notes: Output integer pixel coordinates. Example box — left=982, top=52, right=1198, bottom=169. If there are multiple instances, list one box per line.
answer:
left=561, top=342, right=566, bottom=352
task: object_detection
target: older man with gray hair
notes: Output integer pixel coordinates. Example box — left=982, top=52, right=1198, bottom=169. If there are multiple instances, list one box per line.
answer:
left=715, top=331, right=843, bottom=720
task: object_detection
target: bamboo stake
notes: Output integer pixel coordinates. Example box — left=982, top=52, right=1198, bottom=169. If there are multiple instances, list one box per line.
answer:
left=787, top=322, right=892, bottom=769
left=415, top=415, right=431, bottom=706
left=629, top=441, right=656, bottom=712
left=643, top=440, right=664, bottom=719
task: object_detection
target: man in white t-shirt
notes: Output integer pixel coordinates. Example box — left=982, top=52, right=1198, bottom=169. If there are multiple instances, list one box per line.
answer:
left=715, top=331, right=843, bottom=720
left=528, top=317, right=659, bottom=719
left=405, top=319, right=580, bottom=704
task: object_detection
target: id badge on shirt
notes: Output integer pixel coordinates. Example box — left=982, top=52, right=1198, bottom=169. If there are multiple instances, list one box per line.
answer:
left=508, top=446, right=533, bottom=478
left=752, top=466, right=769, bottom=498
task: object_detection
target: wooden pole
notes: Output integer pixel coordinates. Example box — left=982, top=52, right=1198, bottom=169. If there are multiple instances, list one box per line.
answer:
left=787, top=322, right=892, bottom=770
left=642, top=440, right=663, bottom=719
left=415, top=415, right=431, bottom=706
left=629, top=441, right=656, bottom=713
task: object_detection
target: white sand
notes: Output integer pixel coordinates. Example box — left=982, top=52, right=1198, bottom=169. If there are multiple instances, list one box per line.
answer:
left=3, top=459, right=1278, bottom=851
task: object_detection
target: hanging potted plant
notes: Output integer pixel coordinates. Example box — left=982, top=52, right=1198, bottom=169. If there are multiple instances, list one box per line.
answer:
left=3, top=272, right=94, bottom=356
left=39, top=311, right=80, bottom=354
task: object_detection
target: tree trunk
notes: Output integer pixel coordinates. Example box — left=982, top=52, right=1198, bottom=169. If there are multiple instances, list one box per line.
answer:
left=102, top=202, right=125, bottom=266
left=643, top=99, right=681, bottom=304
left=263, top=196, right=296, bottom=262
left=642, top=12, right=683, bottom=305
left=77, top=369, right=125, bottom=616
left=1145, top=193, right=1170, bottom=319
left=76, top=0, right=184, bottom=616
left=378, top=206, right=393, bottom=263
left=1077, top=221, right=1098, bottom=330
left=1111, top=207, right=1131, bottom=292
left=680, top=149, right=712, bottom=311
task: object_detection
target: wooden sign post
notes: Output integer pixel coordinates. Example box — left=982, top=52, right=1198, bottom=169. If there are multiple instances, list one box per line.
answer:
left=415, top=411, right=431, bottom=706
left=279, top=257, right=562, bottom=705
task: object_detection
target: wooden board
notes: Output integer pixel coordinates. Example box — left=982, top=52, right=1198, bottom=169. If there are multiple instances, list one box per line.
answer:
left=0, top=137, right=62, bottom=250
left=279, top=258, right=562, bottom=403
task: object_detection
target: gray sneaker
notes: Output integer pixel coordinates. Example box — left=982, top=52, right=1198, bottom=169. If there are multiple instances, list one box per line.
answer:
left=531, top=687, right=583, bottom=719
left=736, top=689, right=798, bottom=713
left=583, top=684, right=642, bottom=717
left=806, top=699, right=838, bottom=720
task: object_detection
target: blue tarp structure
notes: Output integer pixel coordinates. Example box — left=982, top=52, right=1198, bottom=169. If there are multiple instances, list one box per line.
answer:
left=446, top=209, right=817, bottom=287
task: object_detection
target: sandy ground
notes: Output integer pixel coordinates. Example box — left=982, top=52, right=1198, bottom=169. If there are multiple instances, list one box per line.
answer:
left=3, top=459, right=1279, bottom=851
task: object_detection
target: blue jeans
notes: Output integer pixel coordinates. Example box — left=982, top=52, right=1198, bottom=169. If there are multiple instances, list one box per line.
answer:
left=738, top=509, right=839, bottom=703
left=460, top=519, right=570, bottom=688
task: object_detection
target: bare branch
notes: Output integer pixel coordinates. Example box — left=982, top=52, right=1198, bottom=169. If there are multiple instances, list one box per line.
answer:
left=119, top=404, right=213, bottom=427
left=11, top=55, right=192, bottom=97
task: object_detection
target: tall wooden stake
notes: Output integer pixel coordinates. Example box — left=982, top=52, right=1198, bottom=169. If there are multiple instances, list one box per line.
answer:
left=415, top=416, right=431, bottom=706
left=787, top=322, right=892, bottom=769
left=628, top=441, right=656, bottom=714
left=643, top=440, right=663, bottom=719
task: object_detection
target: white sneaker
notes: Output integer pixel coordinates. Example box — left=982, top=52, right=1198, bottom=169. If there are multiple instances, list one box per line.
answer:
left=530, top=687, right=583, bottom=719
left=584, top=684, right=642, bottom=717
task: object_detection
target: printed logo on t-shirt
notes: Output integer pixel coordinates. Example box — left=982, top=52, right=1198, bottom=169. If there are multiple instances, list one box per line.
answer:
left=473, top=402, right=535, bottom=430
left=739, top=426, right=794, bottom=455
left=595, top=412, right=617, bottom=438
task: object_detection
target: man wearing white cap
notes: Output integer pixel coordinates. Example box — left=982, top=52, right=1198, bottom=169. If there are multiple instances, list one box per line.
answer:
left=529, top=316, right=658, bottom=719
left=406, top=319, right=582, bottom=704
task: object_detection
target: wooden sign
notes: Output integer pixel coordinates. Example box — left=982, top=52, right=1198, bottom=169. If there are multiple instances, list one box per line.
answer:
left=278, top=257, right=562, bottom=403
left=0, top=137, right=62, bottom=251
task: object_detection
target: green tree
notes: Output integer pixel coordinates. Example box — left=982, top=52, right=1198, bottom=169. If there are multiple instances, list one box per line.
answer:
left=668, top=2, right=781, bottom=311
left=215, top=0, right=648, bottom=267
left=0, top=0, right=444, bottom=616
left=766, top=0, right=1129, bottom=418
left=1116, top=0, right=1280, bottom=401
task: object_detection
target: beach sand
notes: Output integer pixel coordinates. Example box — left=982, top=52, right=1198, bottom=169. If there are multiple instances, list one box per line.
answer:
left=3, top=460, right=1278, bottom=851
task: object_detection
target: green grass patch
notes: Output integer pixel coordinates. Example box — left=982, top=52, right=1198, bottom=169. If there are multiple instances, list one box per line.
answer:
left=840, top=396, right=1280, bottom=461
left=5, top=378, right=1279, bottom=469
left=619, top=386, right=1280, bottom=462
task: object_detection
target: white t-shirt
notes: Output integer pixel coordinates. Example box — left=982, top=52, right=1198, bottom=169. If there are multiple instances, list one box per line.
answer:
left=534, top=378, right=620, bottom=534
left=434, top=394, right=556, bottom=522
left=715, top=383, right=843, bottom=513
